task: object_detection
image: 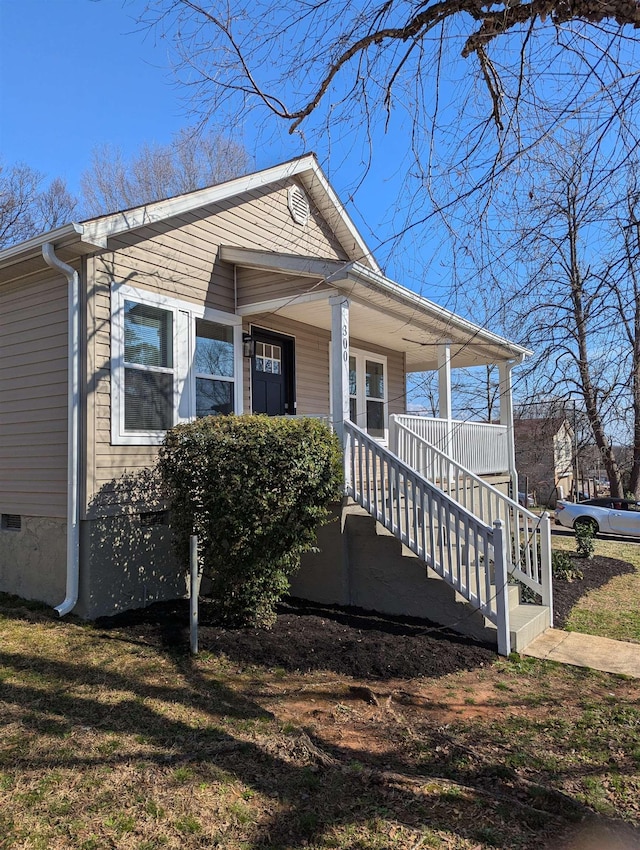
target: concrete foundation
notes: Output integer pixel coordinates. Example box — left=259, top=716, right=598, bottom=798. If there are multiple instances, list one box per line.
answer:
left=76, top=514, right=187, bottom=619
left=0, top=516, right=66, bottom=607
left=292, top=500, right=497, bottom=645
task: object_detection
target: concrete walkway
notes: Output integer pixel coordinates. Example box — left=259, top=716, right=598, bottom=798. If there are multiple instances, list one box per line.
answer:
left=523, top=629, right=640, bottom=678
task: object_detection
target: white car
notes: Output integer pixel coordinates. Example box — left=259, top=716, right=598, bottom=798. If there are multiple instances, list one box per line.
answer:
left=555, top=498, right=640, bottom=537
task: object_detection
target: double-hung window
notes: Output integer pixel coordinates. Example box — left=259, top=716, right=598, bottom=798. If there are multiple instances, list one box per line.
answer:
left=348, top=349, right=387, bottom=440
left=124, top=301, right=174, bottom=431
left=194, top=320, right=235, bottom=417
left=112, top=284, right=242, bottom=445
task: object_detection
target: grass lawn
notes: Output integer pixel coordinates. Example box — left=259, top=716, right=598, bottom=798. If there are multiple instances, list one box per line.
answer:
left=0, top=595, right=639, bottom=850
left=551, top=535, right=640, bottom=643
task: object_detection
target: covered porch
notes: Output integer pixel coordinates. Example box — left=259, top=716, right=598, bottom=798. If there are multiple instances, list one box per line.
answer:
left=222, top=245, right=527, bottom=488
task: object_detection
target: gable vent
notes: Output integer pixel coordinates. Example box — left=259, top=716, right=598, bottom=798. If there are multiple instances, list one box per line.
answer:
left=1, top=514, right=22, bottom=531
left=288, top=185, right=310, bottom=226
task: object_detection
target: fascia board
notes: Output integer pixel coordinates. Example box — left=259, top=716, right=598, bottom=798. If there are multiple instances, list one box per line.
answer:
left=80, top=155, right=320, bottom=245
left=0, top=223, right=109, bottom=271
left=345, top=262, right=532, bottom=360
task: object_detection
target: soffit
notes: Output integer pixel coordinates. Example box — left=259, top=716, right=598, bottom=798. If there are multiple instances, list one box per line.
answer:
left=222, top=246, right=528, bottom=370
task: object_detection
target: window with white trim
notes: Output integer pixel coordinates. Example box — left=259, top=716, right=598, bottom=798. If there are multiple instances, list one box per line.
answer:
left=349, top=349, right=387, bottom=440
left=195, top=319, right=235, bottom=417
left=112, top=284, right=242, bottom=445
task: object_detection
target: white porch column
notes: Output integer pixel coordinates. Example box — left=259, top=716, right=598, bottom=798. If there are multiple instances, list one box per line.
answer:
left=330, top=294, right=350, bottom=446
left=498, top=360, right=518, bottom=499
left=437, top=342, right=453, bottom=458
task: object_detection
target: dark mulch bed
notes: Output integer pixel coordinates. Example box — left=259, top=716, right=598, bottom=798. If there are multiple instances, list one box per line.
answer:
left=97, top=599, right=496, bottom=680
left=95, top=553, right=635, bottom=680
left=551, top=553, right=635, bottom=628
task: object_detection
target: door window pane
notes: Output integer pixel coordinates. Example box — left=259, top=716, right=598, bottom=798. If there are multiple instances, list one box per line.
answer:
left=196, top=378, right=233, bottom=417
left=366, top=360, right=384, bottom=400
left=195, top=321, right=234, bottom=377
left=255, top=341, right=281, bottom=374
left=125, top=301, right=172, bottom=368
left=366, top=400, right=385, bottom=439
left=349, top=356, right=357, bottom=395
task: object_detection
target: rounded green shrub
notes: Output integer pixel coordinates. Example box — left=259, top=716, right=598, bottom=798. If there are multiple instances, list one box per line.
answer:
left=552, top=550, right=584, bottom=582
left=158, top=415, right=343, bottom=627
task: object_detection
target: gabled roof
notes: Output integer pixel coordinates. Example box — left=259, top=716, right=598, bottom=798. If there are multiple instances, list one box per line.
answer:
left=0, top=154, right=379, bottom=276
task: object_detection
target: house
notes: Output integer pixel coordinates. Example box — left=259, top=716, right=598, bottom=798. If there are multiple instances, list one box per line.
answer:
left=0, top=154, right=552, bottom=654
left=514, top=417, right=574, bottom=506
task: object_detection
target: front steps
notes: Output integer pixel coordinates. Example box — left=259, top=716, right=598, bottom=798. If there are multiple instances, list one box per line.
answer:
left=457, top=564, right=550, bottom=653
left=293, top=502, right=550, bottom=652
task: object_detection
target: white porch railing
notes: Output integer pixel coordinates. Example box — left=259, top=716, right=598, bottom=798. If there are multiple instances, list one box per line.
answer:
left=392, top=418, right=553, bottom=616
left=392, top=414, right=509, bottom=475
left=344, top=420, right=512, bottom=655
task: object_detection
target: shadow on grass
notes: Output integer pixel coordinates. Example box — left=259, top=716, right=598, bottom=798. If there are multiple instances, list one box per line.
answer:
left=1, top=644, right=627, bottom=850
left=1, top=598, right=638, bottom=849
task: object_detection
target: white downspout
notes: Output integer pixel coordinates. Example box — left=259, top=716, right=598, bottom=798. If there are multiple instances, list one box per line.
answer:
left=42, top=243, right=80, bottom=616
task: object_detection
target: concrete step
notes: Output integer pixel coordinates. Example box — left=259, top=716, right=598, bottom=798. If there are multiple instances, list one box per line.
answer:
left=485, top=602, right=550, bottom=653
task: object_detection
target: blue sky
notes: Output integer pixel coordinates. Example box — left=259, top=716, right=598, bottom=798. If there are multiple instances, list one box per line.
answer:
left=0, top=0, right=292, bottom=184
left=0, top=0, right=411, bottom=276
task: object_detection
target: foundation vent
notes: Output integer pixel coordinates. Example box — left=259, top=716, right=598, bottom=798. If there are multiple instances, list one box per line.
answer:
left=1, top=514, right=22, bottom=531
left=288, top=184, right=310, bottom=226
left=140, top=510, right=168, bottom=528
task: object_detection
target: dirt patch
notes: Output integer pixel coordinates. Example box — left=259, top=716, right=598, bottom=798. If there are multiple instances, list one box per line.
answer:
left=551, top=553, right=635, bottom=628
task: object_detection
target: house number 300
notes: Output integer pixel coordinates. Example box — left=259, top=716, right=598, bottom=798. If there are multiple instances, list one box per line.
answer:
left=342, top=325, right=348, bottom=362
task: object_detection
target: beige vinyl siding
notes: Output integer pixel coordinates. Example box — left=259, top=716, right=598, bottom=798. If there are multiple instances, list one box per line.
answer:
left=87, top=179, right=349, bottom=513
left=236, top=268, right=333, bottom=309
left=0, top=271, right=68, bottom=518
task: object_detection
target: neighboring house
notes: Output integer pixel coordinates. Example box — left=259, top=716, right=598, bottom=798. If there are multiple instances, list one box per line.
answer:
left=514, top=417, right=574, bottom=506
left=0, top=154, right=552, bottom=654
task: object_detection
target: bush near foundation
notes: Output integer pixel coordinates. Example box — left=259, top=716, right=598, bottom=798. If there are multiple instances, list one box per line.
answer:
left=159, top=415, right=343, bottom=627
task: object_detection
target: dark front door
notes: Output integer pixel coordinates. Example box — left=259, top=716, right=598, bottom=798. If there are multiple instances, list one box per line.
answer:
left=251, top=329, right=295, bottom=415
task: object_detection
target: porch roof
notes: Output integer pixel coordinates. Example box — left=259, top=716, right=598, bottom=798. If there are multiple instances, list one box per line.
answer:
left=220, top=247, right=531, bottom=371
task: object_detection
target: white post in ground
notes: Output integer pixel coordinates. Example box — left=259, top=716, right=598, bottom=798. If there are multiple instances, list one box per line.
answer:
left=493, top=519, right=511, bottom=657
left=498, top=360, right=518, bottom=500
left=437, top=342, right=453, bottom=459
left=189, top=534, right=199, bottom=655
left=330, top=295, right=351, bottom=487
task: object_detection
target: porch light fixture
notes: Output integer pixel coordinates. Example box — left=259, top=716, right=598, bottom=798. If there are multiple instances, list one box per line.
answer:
left=242, top=333, right=255, bottom=358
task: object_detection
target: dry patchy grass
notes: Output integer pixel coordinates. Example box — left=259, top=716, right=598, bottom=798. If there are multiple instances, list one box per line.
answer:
left=0, top=596, right=639, bottom=849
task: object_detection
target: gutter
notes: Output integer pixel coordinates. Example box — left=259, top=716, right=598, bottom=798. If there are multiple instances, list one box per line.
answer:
left=42, top=244, right=80, bottom=616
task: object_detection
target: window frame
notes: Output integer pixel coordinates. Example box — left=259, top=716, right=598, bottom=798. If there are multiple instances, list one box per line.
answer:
left=111, top=283, right=243, bottom=446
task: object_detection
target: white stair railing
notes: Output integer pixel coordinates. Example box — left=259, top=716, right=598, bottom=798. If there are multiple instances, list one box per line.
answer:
left=391, top=416, right=553, bottom=621
left=344, top=421, right=512, bottom=655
